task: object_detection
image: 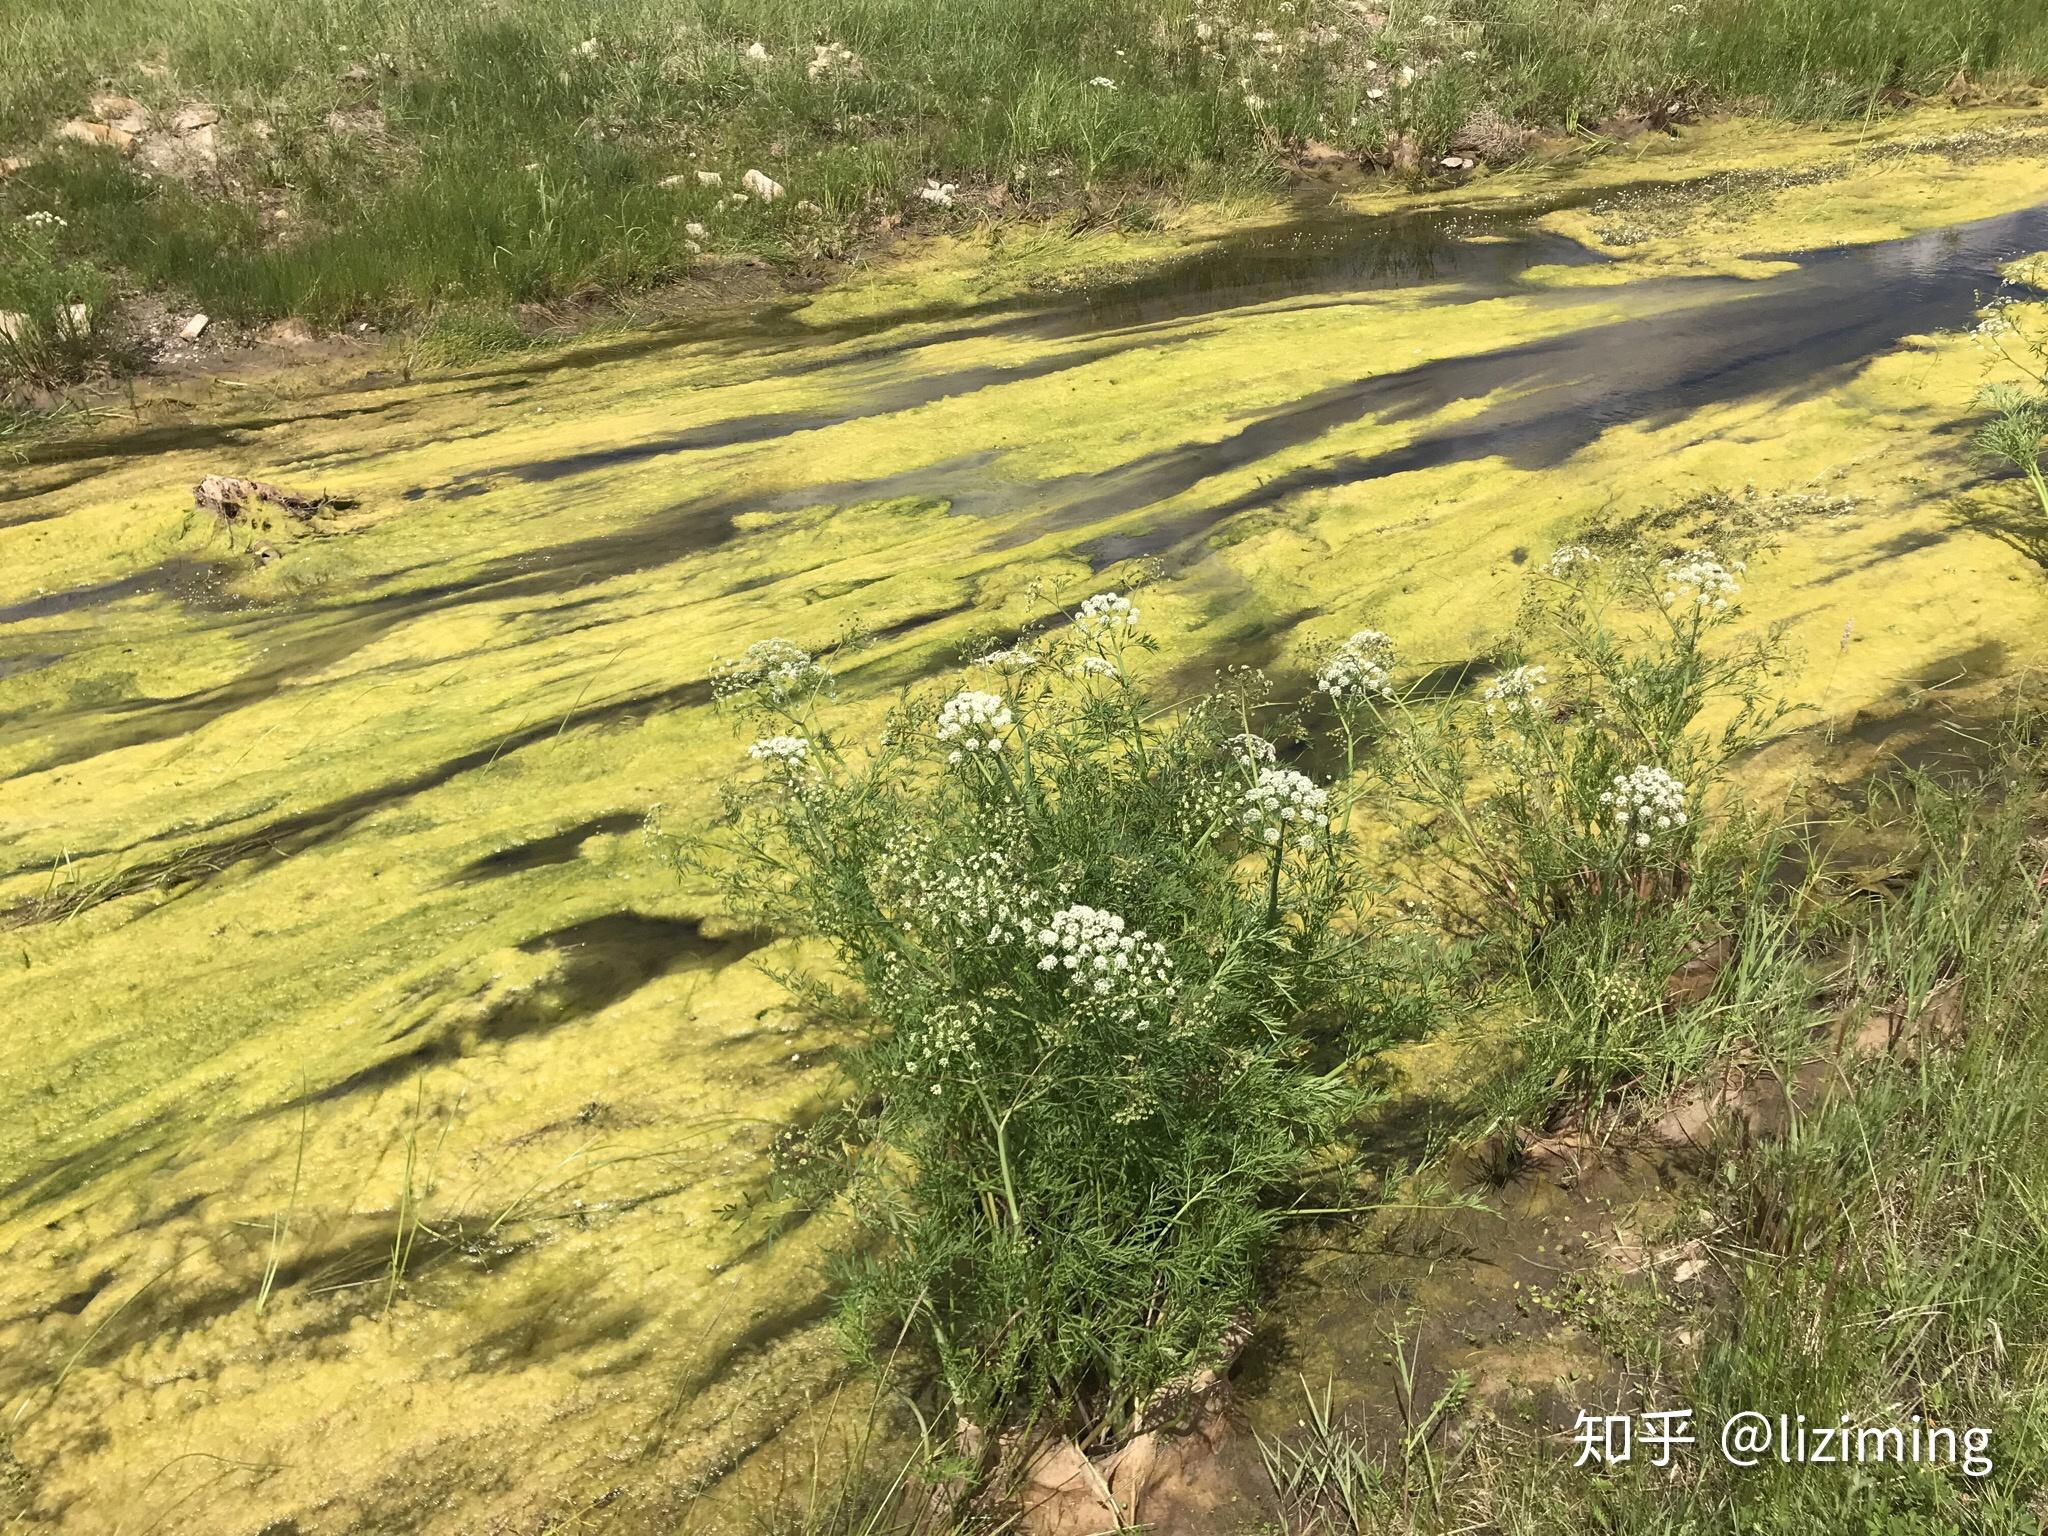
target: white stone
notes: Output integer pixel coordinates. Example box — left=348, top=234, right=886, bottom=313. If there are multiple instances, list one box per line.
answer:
left=741, top=168, right=784, bottom=203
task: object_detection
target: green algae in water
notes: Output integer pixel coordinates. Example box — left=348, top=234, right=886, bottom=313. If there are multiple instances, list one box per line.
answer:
left=4, top=108, right=2048, bottom=1532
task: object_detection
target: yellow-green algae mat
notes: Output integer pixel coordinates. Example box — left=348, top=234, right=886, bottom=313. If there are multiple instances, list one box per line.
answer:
left=5, top=108, right=2048, bottom=1532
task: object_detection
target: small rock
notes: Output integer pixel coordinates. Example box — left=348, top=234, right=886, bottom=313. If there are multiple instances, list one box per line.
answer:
left=180, top=313, right=211, bottom=341
left=1673, top=1256, right=1709, bottom=1285
left=64, top=303, right=91, bottom=336
left=57, top=119, right=137, bottom=154
left=170, top=104, right=221, bottom=134
left=795, top=198, right=821, bottom=214
left=574, top=37, right=599, bottom=57
left=695, top=169, right=722, bottom=187
left=741, top=168, right=784, bottom=203
left=657, top=173, right=691, bottom=189
left=917, top=179, right=957, bottom=207
left=1297, top=138, right=1348, bottom=166
left=806, top=42, right=863, bottom=80
left=0, top=155, right=30, bottom=178
left=684, top=221, right=708, bottom=238
left=743, top=41, right=770, bottom=61
left=684, top=239, right=703, bottom=255
left=0, top=311, right=27, bottom=344
left=261, top=318, right=315, bottom=348
left=91, top=94, right=149, bottom=135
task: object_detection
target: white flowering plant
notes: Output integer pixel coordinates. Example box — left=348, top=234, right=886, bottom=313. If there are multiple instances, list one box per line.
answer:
left=1344, top=550, right=1794, bottom=1109
left=0, top=210, right=110, bottom=391
left=700, top=596, right=1396, bottom=1440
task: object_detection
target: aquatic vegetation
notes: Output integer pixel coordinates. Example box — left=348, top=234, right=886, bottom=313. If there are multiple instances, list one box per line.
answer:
left=6, top=120, right=2048, bottom=1531
left=706, top=596, right=1386, bottom=1438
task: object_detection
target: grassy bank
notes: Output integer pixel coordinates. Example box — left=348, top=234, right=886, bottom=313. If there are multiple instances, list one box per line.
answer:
left=701, top=535, right=2048, bottom=1530
left=769, top=692, right=2048, bottom=1534
left=3, top=0, right=2047, bottom=390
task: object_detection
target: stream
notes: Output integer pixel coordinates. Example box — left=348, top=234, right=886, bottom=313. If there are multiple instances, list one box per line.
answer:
left=3, top=114, right=2048, bottom=1533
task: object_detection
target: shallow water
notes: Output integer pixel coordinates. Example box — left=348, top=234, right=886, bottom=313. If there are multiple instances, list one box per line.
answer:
left=4, top=111, right=2048, bottom=1532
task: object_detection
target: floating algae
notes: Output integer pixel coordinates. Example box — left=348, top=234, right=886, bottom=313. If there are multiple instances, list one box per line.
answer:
left=4, top=108, right=2048, bottom=1532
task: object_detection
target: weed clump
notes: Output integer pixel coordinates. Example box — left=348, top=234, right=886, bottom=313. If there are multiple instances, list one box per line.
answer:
left=0, top=209, right=108, bottom=390
left=1354, top=545, right=1796, bottom=1114
left=706, top=594, right=1388, bottom=1439
left=1971, top=256, right=2048, bottom=520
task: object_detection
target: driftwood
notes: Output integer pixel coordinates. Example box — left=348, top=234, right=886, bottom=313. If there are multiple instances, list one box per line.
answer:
left=193, top=475, right=354, bottom=521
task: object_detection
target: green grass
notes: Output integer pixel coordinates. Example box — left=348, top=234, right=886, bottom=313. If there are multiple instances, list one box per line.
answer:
left=3, top=0, right=2047, bottom=391
left=1249, top=727, right=2048, bottom=1535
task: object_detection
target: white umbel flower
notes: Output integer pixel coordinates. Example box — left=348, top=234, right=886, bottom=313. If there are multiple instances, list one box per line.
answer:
left=1070, top=655, right=1122, bottom=681
left=1316, top=629, right=1396, bottom=703
left=1544, top=544, right=1599, bottom=578
left=22, top=210, right=66, bottom=230
left=1482, top=665, right=1547, bottom=719
left=1223, top=732, right=1278, bottom=765
left=897, top=1001, right=983, bottom=1086
left=936, top=689, right=1012, bottom=763
left=976, top=646, right=1039, bottom=674
left=1600, top=765, right=1689, bottom=849
left=1238, top=766, right=1330, bottom=849
left=1035, top=904, right=1176, bottom=1012
left=746, top=734, right=812, bottom=770
left=712, top=638, right=831, bottom=704
left=1659, top=549, right=1745, bottom=612
left=886, top=848, right=1045, bottom=948
left=1075, top=591, right=1139, bottom=637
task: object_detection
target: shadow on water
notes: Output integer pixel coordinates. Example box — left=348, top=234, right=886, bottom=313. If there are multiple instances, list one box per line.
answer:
left=451, top=812, right=647, bottom=882
left=293, top=912, right=760, bottom=1110
left=1050, top=201, right=2048, bottom=561
left=452, top=199, right=2048, bottom=581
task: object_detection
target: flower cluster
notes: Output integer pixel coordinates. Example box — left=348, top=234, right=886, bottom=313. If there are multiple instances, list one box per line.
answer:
left=1223, top=732, right=1277, bottom=766
left=896, top=1001, right=984, bottom=1091
left=1036, top=904, right=1177, bottom=1014
left=1602, top=766, right=1689, bottom=849
left=1482, top=665, right=1547, bottom=719
left=1070, top=656, right=1122, bottom=681
left=1544, top=544, right=1599, bottom=578
left=1974, top=299, right=2020, bottom=344
left=1316, top=630, right=1397, bottom=704
left=1075, top=591, right=1139, bottom=638
left=1238, top=767, right=1329, bottom=849
left=898, top=849, right=1048, bottom=947
left=1659, top=550, right=1745, bottom=612
left=746, top=734, right=812, bottom=771
left=936, top=690, right=1012, bottom=762
left=713, top=638, right=831, bottom=706
left=21, top=211, right=66, bottom=230
left=976, top=647, right=1038, bottom=674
